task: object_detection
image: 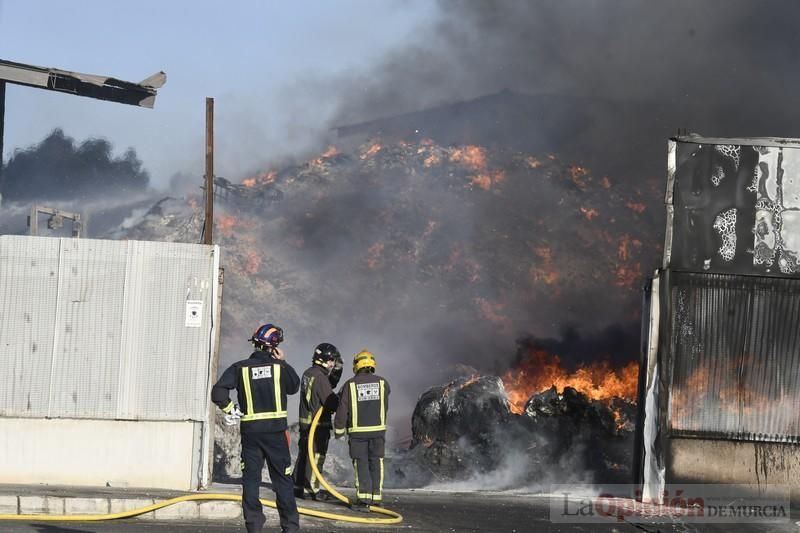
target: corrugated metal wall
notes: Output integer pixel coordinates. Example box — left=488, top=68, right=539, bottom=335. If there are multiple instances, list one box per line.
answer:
left=0, top=235, right=217, bottom=422
left=669, top=271, right=800, bottom=442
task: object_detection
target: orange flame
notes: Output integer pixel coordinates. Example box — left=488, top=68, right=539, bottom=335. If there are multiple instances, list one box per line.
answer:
left=617, top=235, right=642, bottom=262
left=475, top=298, right=511, bottom=332
left=321, top=145, right=339, bottom=158
left=626, top=201, right=646, bottom=214
left=526, top=156, right=542, bottom=169
left=449, top=145, right=487, bottom=170
left=580, top=206, right=599, bottom=220
left=670, top=356, right=783, bottom=433
left=531, top=246, right=560, bottom=286
left=216, top=215, right=237, bottom=237
left=615, top=235, right=643, bottom=288
left=243, top=251, right=261, bottom=274
left=501, top=349, right=639, bottom=415
left=568, top=165, right=590, bottom=190
left=423, top=152, right=442, bottom=167
left=241, top=170, right=276, bottom=188
left=469, top=170, right=506, bottom=190
left=360, top=141, right=383, bottom=160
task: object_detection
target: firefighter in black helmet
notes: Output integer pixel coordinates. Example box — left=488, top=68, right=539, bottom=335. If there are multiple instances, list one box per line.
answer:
left=293, top=342, right=340, bottom=500
left=334, top=350, right=391, bottom=509
left=211, top=324, right=301, bottom=533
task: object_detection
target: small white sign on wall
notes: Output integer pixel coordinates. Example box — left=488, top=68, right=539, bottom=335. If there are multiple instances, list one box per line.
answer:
left=185, top=300, right=204, bottom=328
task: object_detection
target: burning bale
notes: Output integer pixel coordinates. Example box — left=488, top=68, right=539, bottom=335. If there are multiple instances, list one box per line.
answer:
left=408, top=358, right=637, bottom=487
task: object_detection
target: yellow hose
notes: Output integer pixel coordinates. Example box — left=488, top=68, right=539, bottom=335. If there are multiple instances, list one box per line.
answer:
left=306, top=407, right=402, bottom=524
left=0, top=408, right=402, bottom=525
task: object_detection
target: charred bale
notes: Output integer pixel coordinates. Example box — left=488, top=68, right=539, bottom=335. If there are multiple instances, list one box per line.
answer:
left=411, top=375, right=512, bottom=478
left=523, top=386, right=634, bottom=483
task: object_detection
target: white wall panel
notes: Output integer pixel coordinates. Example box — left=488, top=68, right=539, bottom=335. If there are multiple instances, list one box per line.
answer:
left=0, top=235, right=220, bottom=489
left=0, top=235, right=217, bottom=422
left=0, top=237, right=61, bottom=417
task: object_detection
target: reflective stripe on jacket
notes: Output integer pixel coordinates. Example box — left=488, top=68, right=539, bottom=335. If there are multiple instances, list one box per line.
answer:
left=211, top=350, right=300, bottom=433
left=334, top=372, right=390, bottom=439
left=298, top=364, right=337, bottom=429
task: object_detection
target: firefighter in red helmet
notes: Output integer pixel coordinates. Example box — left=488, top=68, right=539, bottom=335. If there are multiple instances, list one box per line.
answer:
left=212, top=324, right=300, bottom=533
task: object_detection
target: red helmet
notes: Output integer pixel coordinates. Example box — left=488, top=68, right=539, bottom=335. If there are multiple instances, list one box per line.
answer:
left=249, top=324, right=283, bottom=348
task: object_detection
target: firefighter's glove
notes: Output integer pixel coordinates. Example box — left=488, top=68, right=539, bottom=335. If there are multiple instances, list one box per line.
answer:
left=224, top=406, right=244, bottom=426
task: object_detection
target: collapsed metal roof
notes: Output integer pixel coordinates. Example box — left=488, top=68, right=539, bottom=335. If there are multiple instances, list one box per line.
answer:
left=0, top=58, right=166, bottom=108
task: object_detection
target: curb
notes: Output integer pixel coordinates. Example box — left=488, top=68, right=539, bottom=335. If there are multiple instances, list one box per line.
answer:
left=0, top=494, right=257, bottom=521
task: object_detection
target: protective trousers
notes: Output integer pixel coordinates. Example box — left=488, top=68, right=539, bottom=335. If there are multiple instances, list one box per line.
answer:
left=293, top=426, right=331, bottom=495
left=241, top=431, right=300, bottom=533
left=348, top=436, right=385, bottom=504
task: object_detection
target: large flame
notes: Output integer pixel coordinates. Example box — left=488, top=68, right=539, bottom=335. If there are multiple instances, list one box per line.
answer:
left=501, top=348, right=639, bottom=414
left=241, top=170, right=276, bottom=188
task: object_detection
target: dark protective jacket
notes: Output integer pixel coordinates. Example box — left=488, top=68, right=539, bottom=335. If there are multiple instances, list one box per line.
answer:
left=212, top=350, right=300, bottom=434
left=334, top=371, right=390, bottom=439
left=298, top=364, right=338, bottom=430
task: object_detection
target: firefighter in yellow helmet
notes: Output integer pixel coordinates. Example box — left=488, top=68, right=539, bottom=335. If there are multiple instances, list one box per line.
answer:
left=334, top=350, right=391, bottom=509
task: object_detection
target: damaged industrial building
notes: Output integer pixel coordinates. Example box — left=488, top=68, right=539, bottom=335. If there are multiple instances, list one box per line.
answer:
left=638, top=135, right=800, bottom=502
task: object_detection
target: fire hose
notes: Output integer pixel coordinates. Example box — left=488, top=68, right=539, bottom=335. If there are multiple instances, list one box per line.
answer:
left=0, top=407, right=403, bottom=525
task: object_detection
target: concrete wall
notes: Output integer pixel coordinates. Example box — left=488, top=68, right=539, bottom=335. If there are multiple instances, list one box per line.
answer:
left=668, top=437, right=800, bottom=501
left=0, top=418, right=199, bottom=490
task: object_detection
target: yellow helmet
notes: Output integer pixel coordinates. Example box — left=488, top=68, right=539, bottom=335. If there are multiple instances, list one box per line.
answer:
left=353, top=350, right=376, bottom=373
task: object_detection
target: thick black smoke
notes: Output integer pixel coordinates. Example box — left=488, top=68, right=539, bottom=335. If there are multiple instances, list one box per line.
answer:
left=288, top=0, right=800, bottom=390
left=1, top=129, right=149, bottom=203
left=331, top=1, right=800, bottom=178
left=506, top=324, right=643, bottom=376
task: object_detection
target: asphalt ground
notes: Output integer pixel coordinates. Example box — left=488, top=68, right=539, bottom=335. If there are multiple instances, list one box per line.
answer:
left=3, top=489, right=799, bottom=533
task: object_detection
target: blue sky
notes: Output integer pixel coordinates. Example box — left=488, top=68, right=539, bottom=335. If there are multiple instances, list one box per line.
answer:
left=0, top=1, right=438, bottom=186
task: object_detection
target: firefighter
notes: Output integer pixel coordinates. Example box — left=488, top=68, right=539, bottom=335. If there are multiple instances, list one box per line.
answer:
left=212, top=323, right=301, bottom=533
left=293, top=342, right=340, bottom=500
left=334, top=350, right=391, bottom=509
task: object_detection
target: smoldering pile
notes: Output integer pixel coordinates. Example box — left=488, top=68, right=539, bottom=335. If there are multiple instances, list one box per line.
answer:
left=111, top=135, right=653, bottom=489
left=395, top=373, right=636, bottom=489
left=110, top=135, right=660, bottom=369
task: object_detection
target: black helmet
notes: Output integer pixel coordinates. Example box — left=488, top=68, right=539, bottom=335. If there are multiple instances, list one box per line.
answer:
left=313, top=343, right=340, bottom=366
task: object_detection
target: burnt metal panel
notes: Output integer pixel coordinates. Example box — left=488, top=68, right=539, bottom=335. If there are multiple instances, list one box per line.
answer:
left=668, top=271, right=800, bottom=443
left=670, top=139, right=800, bottom=276
left=0, top=58, right=164, bottom=108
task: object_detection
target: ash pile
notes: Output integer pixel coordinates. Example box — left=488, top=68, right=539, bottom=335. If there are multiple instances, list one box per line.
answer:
left=397, top=374, right=636, bottom=489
